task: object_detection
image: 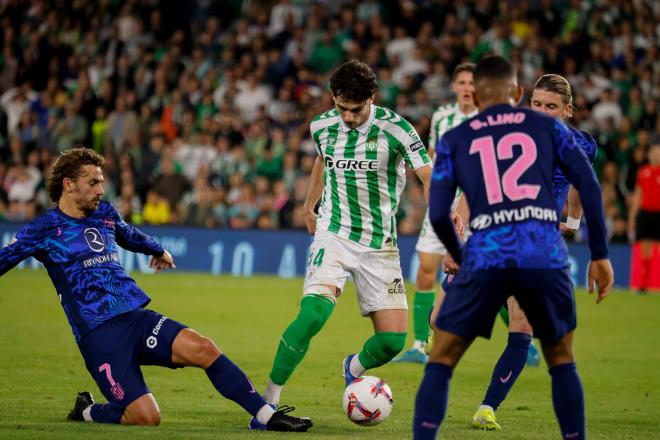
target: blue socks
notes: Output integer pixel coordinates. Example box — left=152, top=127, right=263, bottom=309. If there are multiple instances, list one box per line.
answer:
left=413, top=362, right=452, bottom=440
left=482, top=332, right=532, bottom=410
left=90, top=403, right=124, bottom=423
left=206, top=354, right=267, bottom=417
left=550, top=362, right=585, bottom=439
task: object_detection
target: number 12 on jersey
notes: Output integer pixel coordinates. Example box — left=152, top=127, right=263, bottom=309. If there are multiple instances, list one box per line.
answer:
left=469, top=133, right=541, bottom=205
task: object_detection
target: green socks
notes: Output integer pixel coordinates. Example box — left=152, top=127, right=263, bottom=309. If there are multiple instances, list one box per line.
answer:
left=269, top=294, right=334, bottom=385
left=413, top=290, right=435, bottom=342
left=358, top=331, right=407, bottom=369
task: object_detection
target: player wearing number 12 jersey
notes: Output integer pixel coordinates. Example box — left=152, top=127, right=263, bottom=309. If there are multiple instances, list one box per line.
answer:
left=413, top=56, right=613, bottom=440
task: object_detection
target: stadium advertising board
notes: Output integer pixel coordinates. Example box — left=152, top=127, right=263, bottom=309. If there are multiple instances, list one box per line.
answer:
left=0, top=223, right=631, bottom=287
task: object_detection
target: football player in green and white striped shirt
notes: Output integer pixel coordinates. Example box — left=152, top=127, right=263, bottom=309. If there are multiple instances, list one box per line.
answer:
left=394, top=63, right=478, bottom=364
left=249, top=61, right=432, bottom=425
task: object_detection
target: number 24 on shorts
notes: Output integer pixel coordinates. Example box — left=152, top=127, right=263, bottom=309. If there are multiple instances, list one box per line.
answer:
left=308, top=248, right=325, bottom=267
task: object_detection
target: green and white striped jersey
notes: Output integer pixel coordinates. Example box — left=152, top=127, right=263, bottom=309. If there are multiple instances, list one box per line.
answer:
left=428, top=103, right=478, bottom=208
left=310, top=105, right=431, bottom=249
left=428, top=103, right=479, bottom=153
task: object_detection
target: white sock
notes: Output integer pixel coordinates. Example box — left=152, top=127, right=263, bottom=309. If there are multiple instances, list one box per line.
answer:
left=255, top=404, right=276, bottom=425
left=412, top=340, right=426, bottom=352
left=82, top=405, right=93, bottom=422
left=349, top=355, right=366, bottom=378
left=263, top=380, right=283, bottom=405
left=478, top=404, right=494, bottom=413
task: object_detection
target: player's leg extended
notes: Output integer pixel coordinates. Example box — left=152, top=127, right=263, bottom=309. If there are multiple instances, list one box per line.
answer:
left=393, top=251, right=443, bottom=363
left=541, top=332, right=585, bottom=440
left=171, top=328, right=269, bottom=417
left=473, top=297, right=532, bottom=430
left=413, top=328, right=473, bottom=440
left=171, top=327, right=312, bottom=431
left=265, top=288, right=336, bottom=403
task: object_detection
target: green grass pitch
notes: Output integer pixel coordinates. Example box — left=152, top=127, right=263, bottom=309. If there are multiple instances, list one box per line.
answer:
left=0, top=270, right=658, bottom=439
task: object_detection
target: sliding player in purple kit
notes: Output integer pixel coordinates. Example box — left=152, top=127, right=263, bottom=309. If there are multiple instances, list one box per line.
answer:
left=413, top=56, right=613, bottom=440
left=0, top=148, right=311, bottom=432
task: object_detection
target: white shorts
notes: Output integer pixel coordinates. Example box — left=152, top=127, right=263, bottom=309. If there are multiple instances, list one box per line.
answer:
left=415, top=211, right=447, bottom=255
left=303, top=230, right=408, bottom=316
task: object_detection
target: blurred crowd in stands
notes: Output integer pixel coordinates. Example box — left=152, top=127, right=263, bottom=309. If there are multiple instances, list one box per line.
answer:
left=0, top=0, right=657, bottom=243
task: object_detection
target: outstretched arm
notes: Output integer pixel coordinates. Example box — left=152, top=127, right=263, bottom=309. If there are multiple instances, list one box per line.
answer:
left=115, top=219, right=165, bottom=256
left=0, top=224, right=42, bottom=277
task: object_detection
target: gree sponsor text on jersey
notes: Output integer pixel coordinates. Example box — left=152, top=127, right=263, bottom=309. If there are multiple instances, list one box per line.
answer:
left=324, top=157, right=379, bottom=171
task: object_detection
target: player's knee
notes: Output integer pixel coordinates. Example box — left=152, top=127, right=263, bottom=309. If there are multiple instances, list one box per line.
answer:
left=123, top=403, right=161, bottom=426
left=141, top=410, right=161, bottom=426
left=134, top=409, right=161, bottom=426
left=507, top=300, right=533, bottom=334
left=298, top=294, right=334, bottom=335
left=541, top=339, right=574, bottom=367
left=196, top=336, right=221, bottom=360
left=508, top=317, right=533, bottom=334
left=416, top=266, right=437, bottom=290
left=378, top=332, right=407, bottom=358
left=416, top=273, right=435, bottom=291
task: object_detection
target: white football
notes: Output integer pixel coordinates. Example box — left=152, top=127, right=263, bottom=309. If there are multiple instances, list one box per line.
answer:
left=342, top=376, right=393, bottom=426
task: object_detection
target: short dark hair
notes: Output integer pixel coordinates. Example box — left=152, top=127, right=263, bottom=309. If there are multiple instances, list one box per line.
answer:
left=46, top=148, right=105, bottom=202
left=452, top=62, right=476, bottom=81
left=329, top=60, right=377, bottom=102
left=473, top=56, right=517, bottom=83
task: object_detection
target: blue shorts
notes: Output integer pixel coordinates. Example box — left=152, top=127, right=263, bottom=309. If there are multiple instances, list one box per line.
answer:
left=77, top=308, right=187, bottom=409
left=436, top=268, right=575, bottom=344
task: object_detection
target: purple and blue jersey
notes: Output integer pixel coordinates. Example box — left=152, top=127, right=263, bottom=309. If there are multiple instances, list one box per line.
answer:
left=429, top=103, right=608, bottom=271
left=0, top=201, right=164, bottom=340
left=553, top=126, right=597, bottom=213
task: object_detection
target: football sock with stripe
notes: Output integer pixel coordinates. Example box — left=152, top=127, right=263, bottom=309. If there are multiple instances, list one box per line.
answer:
left=268, top=294, right=334, bottom=389
left=550, top=362, right=585, bottom=439
left=206, top=354, right=267, bottom=417
left=482, top=332, right=531, bottom=410
left=413, top=362, right=452, bottom=439
left=357, top=331, right=407, bottom=371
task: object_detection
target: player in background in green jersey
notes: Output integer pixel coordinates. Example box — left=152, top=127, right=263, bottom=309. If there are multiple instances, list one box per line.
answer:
left=249, top=60, right=432, bottom=429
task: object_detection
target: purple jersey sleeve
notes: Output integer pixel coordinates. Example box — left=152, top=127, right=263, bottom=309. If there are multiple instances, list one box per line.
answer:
left=0, top=222, right=44, bottom=276
left=108, top=204, right=164, bottom=256
left=429, top=137, right=463, bottom=263
left=552, top=120, right=608, bottom=260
